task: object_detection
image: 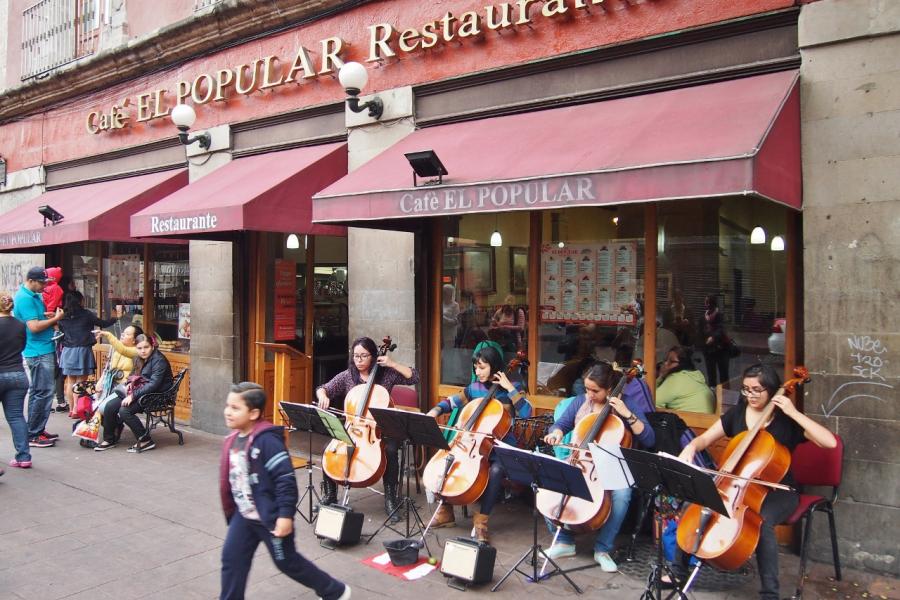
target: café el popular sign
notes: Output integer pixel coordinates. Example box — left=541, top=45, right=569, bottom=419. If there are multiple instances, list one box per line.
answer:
left=86, top=0, right=621, bottom=134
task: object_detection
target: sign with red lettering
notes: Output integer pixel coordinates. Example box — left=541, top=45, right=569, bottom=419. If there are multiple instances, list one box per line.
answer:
left=274, top=259, right=297, bottom=341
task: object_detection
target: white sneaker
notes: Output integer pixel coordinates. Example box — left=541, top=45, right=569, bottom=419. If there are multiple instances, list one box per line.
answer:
left=594, top=551, right=618, bottom=572
left=543, top=543, right=576, bottom=560
left=320, top=585, right=351, bottom=600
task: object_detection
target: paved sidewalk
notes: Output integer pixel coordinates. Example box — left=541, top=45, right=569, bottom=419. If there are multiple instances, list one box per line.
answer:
left=0, top=412, right=895, bottom=599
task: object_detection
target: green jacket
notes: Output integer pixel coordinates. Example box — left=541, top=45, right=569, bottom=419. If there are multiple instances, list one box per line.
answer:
left=655, top=369, right=715, bottom=414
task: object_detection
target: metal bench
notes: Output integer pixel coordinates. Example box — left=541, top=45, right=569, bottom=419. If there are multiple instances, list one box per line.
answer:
left=136, top=369, right=188, bottom=451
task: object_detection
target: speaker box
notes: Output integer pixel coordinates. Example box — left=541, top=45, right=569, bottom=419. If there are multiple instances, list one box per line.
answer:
left=440, top=537, right=496, bottom=585
left=314, top=505, right=363, bottom=547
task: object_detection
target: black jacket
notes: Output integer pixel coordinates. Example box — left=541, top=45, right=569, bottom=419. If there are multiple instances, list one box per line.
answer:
left=58, top=308, right=117, bottom=348
left=133, top=349, right=174, bottom=401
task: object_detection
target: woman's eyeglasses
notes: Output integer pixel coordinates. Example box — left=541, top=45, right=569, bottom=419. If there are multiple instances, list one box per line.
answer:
left=741, top=387, right=767, bottom=397
left=352, top=353, right=371, bottom=361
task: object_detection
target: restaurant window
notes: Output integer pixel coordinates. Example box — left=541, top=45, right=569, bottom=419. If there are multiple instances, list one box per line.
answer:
left=536, top=206, right=645, bottom=398
left=440, top=212, right=530, bottom=386
left=63, top=242, right=100, bottom=313
left=656, top=198, right=788, bottom=409
left=151, top=245, right=190, bottom=354
left=313, top=235, right=349, bottom=386
left=102, top=242, right=144, bottom=338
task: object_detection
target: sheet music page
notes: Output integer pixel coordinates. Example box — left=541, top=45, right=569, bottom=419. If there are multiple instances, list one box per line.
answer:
left=657, top=451, right=709, bottom=473
left=588, top=442, right=634, bottom=490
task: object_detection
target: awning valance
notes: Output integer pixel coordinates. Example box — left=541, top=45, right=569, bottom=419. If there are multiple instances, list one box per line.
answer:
left=313, top=70, right=800, bottom=223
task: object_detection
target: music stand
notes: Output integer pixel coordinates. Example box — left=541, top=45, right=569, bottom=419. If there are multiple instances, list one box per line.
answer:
left=490, top=442, right=592, bottom=594
left=619, top=448, right=728, bottom=600
left=366, top=407, right=449, bottom=556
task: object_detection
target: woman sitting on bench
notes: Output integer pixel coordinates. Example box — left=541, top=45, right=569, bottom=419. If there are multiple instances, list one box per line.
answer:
left=95, top=335, right=173, bottom=453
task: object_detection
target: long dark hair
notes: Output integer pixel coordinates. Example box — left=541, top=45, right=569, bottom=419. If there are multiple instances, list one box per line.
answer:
left=582, top=361, right=623, bottom=392
left=348, top=336, right=379, bottom=384
left=133, top=334, right=158, bottom=374
left=659, top=345, right=694, bottom=384
left=741, top=363, right=781, bottom=399
left=472, top=344, right=505, bottom=380
left=62, top=291, right=83, bottom=317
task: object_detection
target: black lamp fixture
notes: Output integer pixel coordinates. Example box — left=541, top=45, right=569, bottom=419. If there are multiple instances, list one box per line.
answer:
left=338, top=62, right=384, bottom=120
left=405, top=150, right=448, bottom=187
left=38, top=205, right=64, bottom=226
left=0, top=154, right=6, bottom=187
left=171, top=103, right=212, bottom=150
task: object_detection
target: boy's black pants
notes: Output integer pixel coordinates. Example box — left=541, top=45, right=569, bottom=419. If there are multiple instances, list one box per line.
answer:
left=221, top=512, right=345, bottom=600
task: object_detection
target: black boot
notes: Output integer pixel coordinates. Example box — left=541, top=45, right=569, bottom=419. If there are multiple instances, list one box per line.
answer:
left=320, top=477, right=338, bottom=506
left=384, top=483, right=401, bottom=522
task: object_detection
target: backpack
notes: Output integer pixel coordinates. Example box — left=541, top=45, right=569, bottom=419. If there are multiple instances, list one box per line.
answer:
left=645, top=411, right=715, bottom=470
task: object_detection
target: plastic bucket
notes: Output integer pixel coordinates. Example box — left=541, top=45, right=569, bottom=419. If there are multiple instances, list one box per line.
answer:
left=383, top=539, right=423, bottom=566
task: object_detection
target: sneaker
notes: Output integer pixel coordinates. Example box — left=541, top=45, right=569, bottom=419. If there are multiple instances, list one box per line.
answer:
left=29, top=437, right=55, bottom=448
left=94, top=441, right=117, bottom=452
left=319, top=584, right=351, bottom=600
left=40, top=431, right=60, bottom=441
left=594, top=551, right=618, bottom=573
left=543, top=543, right=576, bottom=560
left=9, top=459, right=33, bottom=468
left=55, top=403, right=70, bottom=412
left=127, top=439, right=156, bottom=453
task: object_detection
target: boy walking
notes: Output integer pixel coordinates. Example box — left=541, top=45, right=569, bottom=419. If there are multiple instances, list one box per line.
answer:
left=219, top=382, right=350, bottom=600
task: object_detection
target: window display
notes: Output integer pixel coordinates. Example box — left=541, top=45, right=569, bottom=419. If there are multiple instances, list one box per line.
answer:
left=152, top=245, right=190, bottom=353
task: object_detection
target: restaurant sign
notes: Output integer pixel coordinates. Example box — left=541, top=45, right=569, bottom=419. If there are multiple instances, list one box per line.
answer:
left=0, top=230, right=42, bottom=248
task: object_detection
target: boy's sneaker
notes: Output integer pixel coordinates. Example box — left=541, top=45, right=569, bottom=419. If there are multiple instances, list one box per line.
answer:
left=29, top=436, right=55, bottom=448
left=9, top=459, right=33, bottom=468
left=55, top=403, right=69, bottom=412
left=319, top=585, right=351, bottom=600
left=40, top=431, right=60, bottom=441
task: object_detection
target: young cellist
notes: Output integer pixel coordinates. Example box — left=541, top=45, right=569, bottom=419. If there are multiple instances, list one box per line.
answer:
left=669, top=363, right=837, bottom=599
left=425, top=344, right=530, bottom=542
left=541, top=361, right=655, bottom=572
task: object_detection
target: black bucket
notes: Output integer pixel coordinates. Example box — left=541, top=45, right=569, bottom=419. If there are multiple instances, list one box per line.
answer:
left=383, top=539, right=423, bottom=566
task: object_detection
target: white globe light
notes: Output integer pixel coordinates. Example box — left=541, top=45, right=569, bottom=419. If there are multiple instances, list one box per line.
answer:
left=770, top=235, right=785, bottom=252
left=338, top=61, right=368, bottom=91
left=171, top=103, right=197, bottom=128
left=490, top=230, right=503, bottom=247
left=286, top=233, right=300, bottom=249
left=750, top=226, right=766, bottom=245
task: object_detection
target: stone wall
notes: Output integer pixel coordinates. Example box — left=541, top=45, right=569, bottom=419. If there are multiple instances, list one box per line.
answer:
left=799, top=0, right=900, bottom=576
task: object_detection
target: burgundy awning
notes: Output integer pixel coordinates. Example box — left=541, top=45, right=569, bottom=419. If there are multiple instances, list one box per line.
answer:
left=0, top=170, right=187, bottom=250
left=131, top=144, right=347, bottom=238
left=313, top=70, right=800, bottom=223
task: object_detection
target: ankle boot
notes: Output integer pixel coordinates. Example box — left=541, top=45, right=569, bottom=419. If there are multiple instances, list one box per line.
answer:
left=384, top=484, right=401, bottom=522
left=320, top=477, right=338, bottom=506
left=432, top=503, right=456, bottom=528
left=473, top=512, right=490, bottom=543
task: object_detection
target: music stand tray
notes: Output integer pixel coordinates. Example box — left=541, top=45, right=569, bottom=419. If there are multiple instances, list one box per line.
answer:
left=490, top=442, right=592, bottom=594
left=367, top=407, right=449, bottom=555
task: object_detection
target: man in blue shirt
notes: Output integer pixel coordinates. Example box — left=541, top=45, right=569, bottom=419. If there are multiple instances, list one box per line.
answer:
left=13, top=267, right=64, bottom=447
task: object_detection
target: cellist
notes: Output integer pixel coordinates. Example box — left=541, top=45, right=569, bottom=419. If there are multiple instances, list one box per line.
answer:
left=315, top=336, right=419, bottom=518
left=541, top=360, right=655, bottom=572
left=669, top=363, right=836, bottom=599
left=425, top=344, right=530, bottom=542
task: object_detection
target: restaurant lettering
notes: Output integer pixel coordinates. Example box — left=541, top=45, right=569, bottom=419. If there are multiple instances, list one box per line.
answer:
left=0, top=230, right=42, bottom=248
left=86, top=0, right=640, bottom=135
left=150, top=213, right=218, bottom=233
left=399, top=176, right=595, bottom=215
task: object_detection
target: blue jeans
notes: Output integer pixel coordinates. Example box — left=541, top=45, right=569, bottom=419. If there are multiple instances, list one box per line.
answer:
left=0, top=370, right=31, bottom=462
left=25, top=353, right=56, bottom=439
left=548, top=487, right=633, bottom=553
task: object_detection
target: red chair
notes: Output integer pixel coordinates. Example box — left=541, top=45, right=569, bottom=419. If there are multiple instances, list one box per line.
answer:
left=783, top=434, right=843, bottom=599
left=390, top=385, right=419, bottom=410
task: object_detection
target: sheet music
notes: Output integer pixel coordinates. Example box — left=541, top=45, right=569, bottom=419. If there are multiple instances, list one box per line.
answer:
left=588, top=442, right=635, bottom=490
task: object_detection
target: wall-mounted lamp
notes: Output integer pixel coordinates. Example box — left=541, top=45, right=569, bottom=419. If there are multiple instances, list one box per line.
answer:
left=38, top=205, right=64, bottom=226
left=770, top=235, right=785, bottom=252
left=286, top=233, right=300, bottom=249
left=0, top=155, right=6, bottom=187
left=612, top=216, right=619, bottom=226
left=405, top=150, right=448, bottom=187
left=338, top=62, right=384, bottom=120
left=171, top=104, right=212, bottom=150
left=750, top=226, right=766, bottom=245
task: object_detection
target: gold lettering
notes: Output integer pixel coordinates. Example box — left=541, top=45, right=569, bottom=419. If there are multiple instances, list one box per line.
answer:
left=176, top=80, right=192, bottom=104
left=192, top=73, right=216, bottom=104
left=152, top=89, right=170, bottom=118
left=259, top=55, right=285, bottom=90
left=86, top=111, right=99, bottom=134
left=485, top=3, right=512, bottom=30
left=136, top=92, right=153, bottom=122
left=398, top=28, right=421, bottom=52
left=516, top=0, right=541, bottom=25
left=542, top=0, right=569, bottom=17
left=235, top=60, right=262, bottom=95
left=421, top=21, right=439, bottom=48
left=440, top=12, right=457, bottom=42
left=458, top=12, right=483, bottom=37
left=98, top=112, right=110, bottom=130
left=112, top=106, right=128, bottom=129
left=368, top=23, right=397, bottom=62
left=319, top=37, right=346, bottom=75
left=214, top=68, right=235, bottom=101
left=283, top=46, right=316, bottom=83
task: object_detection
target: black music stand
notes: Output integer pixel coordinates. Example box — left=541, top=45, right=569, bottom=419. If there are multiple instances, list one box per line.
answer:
left=490, top=442, right=592, bottom=594
left=619, top=448, right=728, bottom=600
left=366, top=407, right=449, bottom=556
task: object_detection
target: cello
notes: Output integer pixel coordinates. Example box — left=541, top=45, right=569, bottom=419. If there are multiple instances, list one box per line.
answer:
left=676, top=366, right=810, bottom=571
left=535, top=361, right=643, bottom=533
left=322, top=337, right=395, bottom=489
left=422, top=354, right=527, bottom=507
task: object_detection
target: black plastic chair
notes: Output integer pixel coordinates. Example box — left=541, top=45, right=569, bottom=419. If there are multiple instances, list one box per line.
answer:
left=137, top=369, right=188, bottom=451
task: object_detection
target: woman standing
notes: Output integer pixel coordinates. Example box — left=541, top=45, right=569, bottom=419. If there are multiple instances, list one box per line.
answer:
left=701, top=294, right=730, bottom=387
left=95, top=334, right=173, bottom=452
left=0, top=292, right=31, bottom=469
left=490, top=295, right=526, bottom=352
left=672, top=363, right=837, bottom=599
left=316, top=336, right=419, bottom=518
left=57, top=291, right=116, bottom=416
left=541, top=362, right=655, bottom=571
left=656, top=345, right=715, bottom=414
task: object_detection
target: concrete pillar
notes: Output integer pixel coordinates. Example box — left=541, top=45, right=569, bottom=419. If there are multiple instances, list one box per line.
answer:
left=186, top=124, right=238, bottom=435
left=345, top=87, right=418, bottom=367
left=799, top=0, right=900, bottom=576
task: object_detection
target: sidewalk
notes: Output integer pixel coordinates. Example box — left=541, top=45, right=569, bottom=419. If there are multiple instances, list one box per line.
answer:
left=0, top=411, right=895, bottom=599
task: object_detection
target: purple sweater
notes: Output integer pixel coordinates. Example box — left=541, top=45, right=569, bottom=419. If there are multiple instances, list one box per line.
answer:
left=318, top=365, right=419, bottom=403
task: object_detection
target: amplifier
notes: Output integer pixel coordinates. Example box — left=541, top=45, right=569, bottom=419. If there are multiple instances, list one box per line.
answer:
left=314, top=505, right=363, bottom=548
left=440, top=537, right=496, bottom=589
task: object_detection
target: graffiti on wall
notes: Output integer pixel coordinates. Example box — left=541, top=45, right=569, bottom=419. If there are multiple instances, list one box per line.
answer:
left=821, top=336, right=894, bottom=417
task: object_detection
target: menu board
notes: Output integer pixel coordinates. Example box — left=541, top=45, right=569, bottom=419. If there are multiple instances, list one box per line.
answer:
left=107, top=254, right=143, bottom=302
left=540, top=242, right=638, bottom=325
left=273, top=259, right=297, bottom=341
